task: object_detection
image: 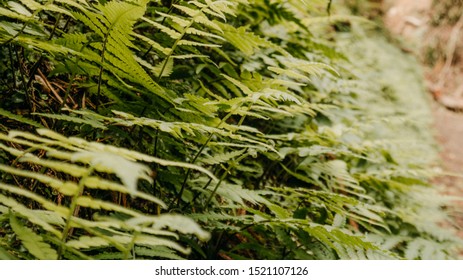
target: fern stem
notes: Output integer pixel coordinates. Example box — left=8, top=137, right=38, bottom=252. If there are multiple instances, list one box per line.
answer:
left=25, top=56, right=44, bottom=104
left=203, top=150, right=249, bottom=210
left=160, top=0, right=180, bottom=25
left=58, top=167, right=93, bottom=259
left=156, top=1, right=208, bottom=82
left=183, top=102, right=253, bottom=209
left=174, top=89, right=253, bottom=209
left=96, top=36, right=109, bottom=101
left=23, top=13, right=63, bottom=108
left=48, top=14, right=62, bottom=41
left=180, top=163, right=221, bottom=212
left=123, top=232, right=139, bottom=260
left=59, top=74, right=77, bottom=111
left=327, top=0, right=333, bottom=16
left=172, top=131, right=214, bottom=208
left=172, top=106, right=237, bottom=209
left=7, top=45, right=17, bottom=90
left=1, top=0, right=57, bottom=46
left=14, top=48, right=31, bottom=110
left=1, top=9, right=44, bottom=46
left=58, top=39, right=96, bottom=110
left=203, top=167, right=228, bottom=210
left=181, top=175, right=213, bottom=212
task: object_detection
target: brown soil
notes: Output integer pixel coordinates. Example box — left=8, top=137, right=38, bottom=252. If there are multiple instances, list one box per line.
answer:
left=383, top=0, right=463, bottom=228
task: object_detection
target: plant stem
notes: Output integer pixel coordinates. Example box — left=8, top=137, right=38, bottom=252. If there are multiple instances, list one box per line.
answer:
left=58, top=167, right=93, bottom=259
left=172, top=108, right=236, bottom=209
left=8, top=45, right=17, bottom=90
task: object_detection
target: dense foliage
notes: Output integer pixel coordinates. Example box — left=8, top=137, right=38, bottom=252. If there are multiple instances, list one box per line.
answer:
left=0, top=0, right=461, bottom=259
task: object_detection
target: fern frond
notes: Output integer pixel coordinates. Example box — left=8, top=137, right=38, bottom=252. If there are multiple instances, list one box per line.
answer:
left=132, top=32, right=171, bottom=55
left=0, top=193, right=63, bottom=237
left=137, top=57, right=174, bottom=77
left=134, top=246, right=185, bottom=260
left=268, top=66, right=311, bottom=82
left=4, top=2, right=32, bottom=17
left=5, top=129, right=217, bottom=181
left=141, top=16, right=182, bottom=39
left=33, top=112, right=107, bottom=130
left=157, top=11, right=191, bottom=28
left=0, top=164, right=79, bottom=196
left=127, top=214, right=211, bottom=241
left=0, top=108, right=44, bottom=128
left=9, top=213, right=58, bottom=260
left=200, top=149, right=246, bottom=165
left=177, top=39, right=221, bottom=48
left=82, top=176, right=167, bottom=207
left=66, top=236, right=111, bottom=250
left=0, top=183, right=70, bottom=218
left=185, top=27, right=224, bottom=40
left=217, top=22, right=289, bottom=56
left=72, top=151, right=153, bottom=194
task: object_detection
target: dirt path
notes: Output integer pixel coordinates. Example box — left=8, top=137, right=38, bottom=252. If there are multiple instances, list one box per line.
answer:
left=383, top=0, right=463, bottom=227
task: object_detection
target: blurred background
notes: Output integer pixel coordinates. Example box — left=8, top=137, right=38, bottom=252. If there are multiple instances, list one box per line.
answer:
left=348, top=0, right=463, bottom=236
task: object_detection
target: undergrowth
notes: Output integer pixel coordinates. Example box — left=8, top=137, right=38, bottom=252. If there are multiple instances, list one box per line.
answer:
left=0, top=0, right=461, bottom=259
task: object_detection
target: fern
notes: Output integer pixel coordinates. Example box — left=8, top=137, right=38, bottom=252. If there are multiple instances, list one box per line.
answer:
left=9, top=213, right=58, bottom=260
left=0, top=108, right=44, bottom=128
left=0, top=129, right=211, bottom=259
left=33, top=112, right=107, bottom=130
left=1, top=0, right=462, bottom=260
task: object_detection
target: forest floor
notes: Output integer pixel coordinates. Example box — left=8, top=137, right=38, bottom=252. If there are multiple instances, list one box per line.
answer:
left=382, top=0, right=463, bottom=233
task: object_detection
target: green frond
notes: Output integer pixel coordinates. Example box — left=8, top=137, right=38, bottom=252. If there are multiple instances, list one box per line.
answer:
left=2, top=3, right=31, bottom=18
left=142, top=16, right=182, bottom=39
left=405, top=238, right=455, bottom=260
left=132, top=32, right=171, bottom=55
left=134, top=246, right=185, bottom=260
left=268, top=66, right=311, bottom=82
left=18, top=0, right=72, bottom=17
left=0, top=108, right=44, bottom=128
left=0, top=193, right=64, bottom=237
left=127, top=214, right=211, bottom=241
left=200, top=149, right=246, bottom=165
left=137, top=57, right=174, bottom=77
left=9, top=213, right=58, bottom=260
left=0, top=246, right=17, bottom=260
left=157, top=11, right=191, bottom=28
left=1, top=0, right=461, bottom=260
left=66, top=236, right=111, bottom=250
left=192, top=13, right=222, bottom=32
left=185, top=27, right=225, bottom=40
left=72, top=151, right=153, bottom=194
left=177, top=39, right=221, bottom=48
left=0, top=183, right=70, bottom=218
left=0, top=164, right=80, bottom=196
left=217, top=22, right=289, bottom=56
left=133, top=234, right=191, bottom=255
left=33, top=112, right=107, bottom=130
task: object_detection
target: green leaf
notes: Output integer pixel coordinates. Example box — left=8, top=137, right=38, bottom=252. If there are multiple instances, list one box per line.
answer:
left=127, top=214, right=211, bottom=242
left=0, top=246, right=16, bottom=260
left=9, top=214, right=58, bottom=260
left=0, top=108, right=44, bottom=128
